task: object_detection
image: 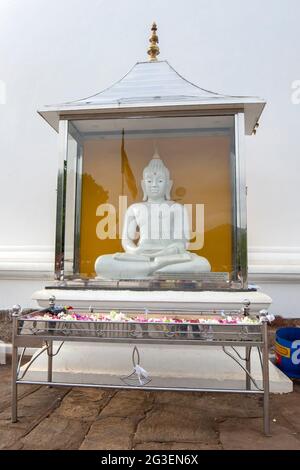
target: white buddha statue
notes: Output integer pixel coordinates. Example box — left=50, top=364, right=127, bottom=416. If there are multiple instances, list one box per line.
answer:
left=95, top=152, right=211, bottom=279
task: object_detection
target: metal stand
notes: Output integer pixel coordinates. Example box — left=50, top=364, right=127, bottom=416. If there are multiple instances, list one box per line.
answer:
left=10, top=300, right=271, bottom=435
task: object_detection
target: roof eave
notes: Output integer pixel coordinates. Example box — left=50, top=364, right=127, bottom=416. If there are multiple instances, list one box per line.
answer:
left=38, top=99, right=266, bottom=135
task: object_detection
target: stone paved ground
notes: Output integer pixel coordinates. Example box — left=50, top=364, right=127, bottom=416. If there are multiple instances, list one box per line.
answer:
left=0, top=362, right=300, bottom=450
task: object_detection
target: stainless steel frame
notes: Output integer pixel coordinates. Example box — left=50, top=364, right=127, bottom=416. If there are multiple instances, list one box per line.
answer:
left=234, top=113, right=248, bottom=288
left=230, top=120, right=238, bottom=284
left=11, top=302, right=271, bottom=435
left=74, top=141, right=83, bottom=275
left=54, top=110, right=248, bottom=288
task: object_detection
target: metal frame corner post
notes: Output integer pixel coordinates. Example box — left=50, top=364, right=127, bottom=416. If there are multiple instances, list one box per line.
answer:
left=245, top=346, right=251, bottom=390
left=47, top=340, right=53, bottom=386
left=262, top=320, right=271, bottom=436
left=234, top=112, right=248, bottom=288
left=11, top=314, right=18, bottom=423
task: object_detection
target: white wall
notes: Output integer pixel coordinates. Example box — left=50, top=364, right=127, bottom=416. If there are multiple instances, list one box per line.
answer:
left=0, top=0, right=299, bottom=315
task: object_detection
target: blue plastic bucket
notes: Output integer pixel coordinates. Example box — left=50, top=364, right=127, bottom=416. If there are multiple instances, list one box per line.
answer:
left=275, top=327, right=300, bottom=378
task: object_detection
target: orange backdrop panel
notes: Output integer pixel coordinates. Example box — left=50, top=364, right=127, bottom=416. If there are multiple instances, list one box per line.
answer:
left=80, top=135, right=232, bottom=277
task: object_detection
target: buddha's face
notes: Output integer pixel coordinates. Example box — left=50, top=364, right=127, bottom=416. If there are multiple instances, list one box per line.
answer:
left=141, top=157, right=172, bottom=201
left=143, top=171, right=167, bottom=201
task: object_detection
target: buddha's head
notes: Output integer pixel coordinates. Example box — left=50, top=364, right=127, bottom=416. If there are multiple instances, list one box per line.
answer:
left=141, top=151, right=173, bottom=201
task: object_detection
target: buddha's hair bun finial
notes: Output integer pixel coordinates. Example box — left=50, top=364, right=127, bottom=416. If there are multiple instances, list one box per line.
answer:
left=152, top=148, right=160, bottom=160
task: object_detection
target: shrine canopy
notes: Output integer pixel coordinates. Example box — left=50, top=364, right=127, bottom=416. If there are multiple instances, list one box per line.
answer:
left=38, top=59, right=265, bottom=136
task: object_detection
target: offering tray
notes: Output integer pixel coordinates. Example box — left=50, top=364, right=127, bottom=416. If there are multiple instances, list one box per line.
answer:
left=17, top=306, right=264, bottom=344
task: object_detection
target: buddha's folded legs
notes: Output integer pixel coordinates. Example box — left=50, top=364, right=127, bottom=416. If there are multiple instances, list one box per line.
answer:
left=95, top=252, right=211, bottom=279
left=95, top=254, right=152, bottom=279
left=156, top=253, right=211, bottom=274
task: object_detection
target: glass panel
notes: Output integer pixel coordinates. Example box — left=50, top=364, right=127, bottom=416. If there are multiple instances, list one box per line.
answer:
left=62, top=123, right=83, bottom=277
left=64, top=133, right=77, bottom=274
left=63, top=114, right=241, bottom=289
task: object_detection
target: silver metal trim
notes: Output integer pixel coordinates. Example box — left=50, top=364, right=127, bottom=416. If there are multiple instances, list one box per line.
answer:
left=230, top=122, right=237, bottom=281
left=234, top=113, right=248, bottom=287
left=222, top=346, right=262, bottom=391
left=262, top=321, right=271, bottom=435
left=60, top=108, right=242, bottom=123
left=74, top=142, right=83, bottom=275
left=15, top=380, right=265, bottom=394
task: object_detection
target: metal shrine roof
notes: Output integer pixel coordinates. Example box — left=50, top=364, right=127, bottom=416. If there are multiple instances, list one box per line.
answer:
left=38, top=59, right=266, bottom=135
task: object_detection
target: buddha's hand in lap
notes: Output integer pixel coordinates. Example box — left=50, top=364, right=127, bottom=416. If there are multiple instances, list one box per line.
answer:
left=137, top=243, right=186, bottom=260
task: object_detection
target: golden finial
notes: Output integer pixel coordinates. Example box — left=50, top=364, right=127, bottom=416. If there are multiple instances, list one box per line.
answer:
left=147, top=22, right=160, bottom=62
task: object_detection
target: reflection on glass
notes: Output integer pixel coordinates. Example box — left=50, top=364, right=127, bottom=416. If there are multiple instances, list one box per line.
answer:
left=61, top=115, right=241, bottom=288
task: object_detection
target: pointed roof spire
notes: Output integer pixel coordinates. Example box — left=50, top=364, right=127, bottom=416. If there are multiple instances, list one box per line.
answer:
left=147, top=22, right=160, bottom=62
left=38, top=29, right=266, bottom=136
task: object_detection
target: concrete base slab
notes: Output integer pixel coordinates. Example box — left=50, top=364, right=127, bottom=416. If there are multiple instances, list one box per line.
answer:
left=32, top=288, right=272, bottom=312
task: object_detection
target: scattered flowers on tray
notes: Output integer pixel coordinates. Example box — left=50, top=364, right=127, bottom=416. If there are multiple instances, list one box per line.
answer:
left=24, top=307, right=265, bottom=325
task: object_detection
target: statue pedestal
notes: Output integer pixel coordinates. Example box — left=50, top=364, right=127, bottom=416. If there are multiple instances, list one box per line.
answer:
left=33, top=288, right=272, bottom=312
left=25, top=288, right=293, bottom=394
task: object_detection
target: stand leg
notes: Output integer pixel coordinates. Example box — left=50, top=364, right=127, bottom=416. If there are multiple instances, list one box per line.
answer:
left=245, top=346, right=251, bottom=390
left=11, top=345, right=18, bottom=423
left=262, top=321, right=271, bottom=436
left=47, top=341, right=53, bottom=387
